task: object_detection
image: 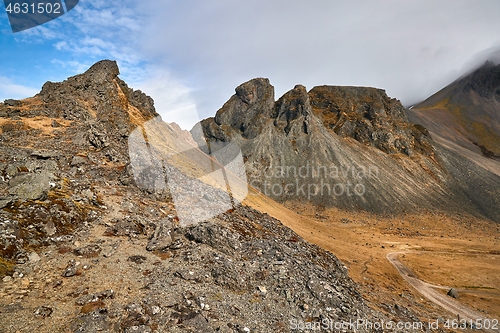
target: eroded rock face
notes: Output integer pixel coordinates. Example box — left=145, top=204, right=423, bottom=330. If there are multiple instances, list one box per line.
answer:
left=308, top=86, right=433, bottom=156
left=194, top=80, right=440, bottom=211
left=273, top=85, right=312, bottom=136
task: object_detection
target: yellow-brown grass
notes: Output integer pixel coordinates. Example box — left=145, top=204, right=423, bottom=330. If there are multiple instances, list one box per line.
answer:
left=243, top=192, right=500, bottom=319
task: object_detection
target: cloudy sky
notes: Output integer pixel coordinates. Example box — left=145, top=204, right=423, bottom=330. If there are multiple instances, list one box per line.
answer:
left=1, top=0, right=500, bottom=129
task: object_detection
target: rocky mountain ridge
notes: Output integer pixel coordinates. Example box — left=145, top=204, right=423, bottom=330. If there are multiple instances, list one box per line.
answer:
left=195, top=78, right=500, bottom=222
left=198, top=79, right=433, bottom=157
left=0, top=60, right=426, bottom=332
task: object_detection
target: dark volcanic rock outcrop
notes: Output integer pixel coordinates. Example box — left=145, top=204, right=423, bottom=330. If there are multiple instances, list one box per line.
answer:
left=0, top=60, right=159, bottom=164
left=199, top=80, right=433, bottom=157
left=195, top=78, right=500, bottom=222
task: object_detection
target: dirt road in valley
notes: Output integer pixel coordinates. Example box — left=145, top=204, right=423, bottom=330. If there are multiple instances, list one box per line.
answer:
left=387, top=252, right=498, bottom=332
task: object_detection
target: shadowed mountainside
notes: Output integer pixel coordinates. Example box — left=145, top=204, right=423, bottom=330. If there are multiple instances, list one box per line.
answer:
left=409, top=61, right=500, bottom=158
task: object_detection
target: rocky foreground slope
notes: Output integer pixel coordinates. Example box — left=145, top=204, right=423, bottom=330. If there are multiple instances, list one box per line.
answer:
left=194, top=77, right=500, bottom=222
left=0, top=61, right=429, bottom=332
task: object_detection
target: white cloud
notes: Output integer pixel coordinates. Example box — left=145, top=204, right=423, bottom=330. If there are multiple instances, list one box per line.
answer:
left=136, top=0, right=500, bottom=116
left=0, top=77, right=39, bottom=101
left=129, top=66, right=201, bottom=130
left=52, top=1, right=150, bottom=77
left=15, top=23, right=62, bottom=42
left=50, top=59, right=93, bottom=75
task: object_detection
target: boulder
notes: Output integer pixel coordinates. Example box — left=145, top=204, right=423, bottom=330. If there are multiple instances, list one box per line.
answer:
left=3, top=99, right=20, bottom=107
left=70, top=156, right=88, bottom=166
left=8, top=172, right=53, bottom=201
left=447, top=288, right=459, bottom=299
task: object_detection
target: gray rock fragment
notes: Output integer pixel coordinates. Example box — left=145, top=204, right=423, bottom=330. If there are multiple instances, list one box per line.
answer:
left=28, top=252, right=41, bottom=263
left=128, top=255, right=147, bottom=264
left=70, top=156, right=88, bottom=166
left=182, top=313, right=214, bottom=333
left=62, top=259, right=80, bottom=277
left=76, top=290, right=115, bottom=306
left=175, top=269, right=199, bottom=281
left=34, top=306, right=53, bottom=318
left=30, top=150, right=59, bottom=159
left=73, top=244, right=101, bottom=258
left=0, top=196, right=14, bottom=209
left=71, top=309, right=110, bottom=332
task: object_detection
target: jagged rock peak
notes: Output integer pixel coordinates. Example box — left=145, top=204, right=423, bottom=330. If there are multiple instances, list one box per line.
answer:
left=80, top=59, right=120, bottom=83
left=273, top=84, right=312, bottom=135
left=40, top=60, right=120, bottom=98
left=275, top=84, right=310, bottom=111
left=206, top=78, right=275, bottom=140
left=234, top=77, right=273, bottom=105
left=37, top=60, right=158, bottom=122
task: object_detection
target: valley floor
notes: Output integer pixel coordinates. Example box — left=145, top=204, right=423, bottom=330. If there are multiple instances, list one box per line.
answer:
left=244, top=193, right=500, bottom=330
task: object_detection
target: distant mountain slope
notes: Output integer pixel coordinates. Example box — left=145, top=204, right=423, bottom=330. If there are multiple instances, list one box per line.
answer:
left=195, top=78, right=500, bottom=222
left=409, top=61, right=500, bottom=158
